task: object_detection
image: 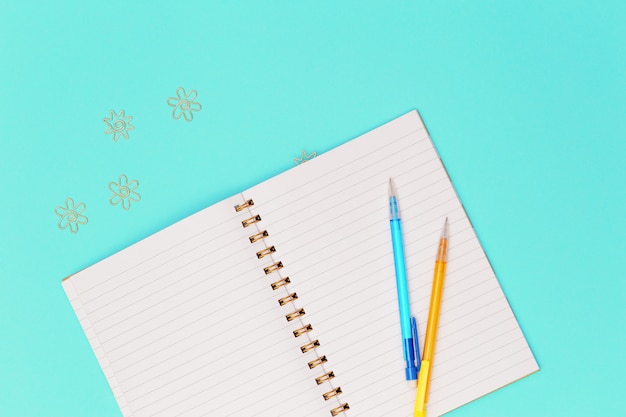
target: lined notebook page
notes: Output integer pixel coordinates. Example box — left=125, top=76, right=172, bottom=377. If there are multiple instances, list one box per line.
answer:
left=244, top=110, right=538, bottom=416
left=63, top=196, right=332, bottom=417
left=63, top=110, right=537, bottom=417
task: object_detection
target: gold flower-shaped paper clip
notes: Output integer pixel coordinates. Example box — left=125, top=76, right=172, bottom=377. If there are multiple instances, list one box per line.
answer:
left=166, top=87, right=202, bottom=122
left=55, top=198, right=88, bottom=233
left=294, top=150, right=316, bottom=165
left=109, top=174, right=141, bottom=210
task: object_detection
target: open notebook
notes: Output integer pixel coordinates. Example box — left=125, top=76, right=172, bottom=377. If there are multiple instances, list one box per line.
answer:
left=62, top=110, right=538, bottom=417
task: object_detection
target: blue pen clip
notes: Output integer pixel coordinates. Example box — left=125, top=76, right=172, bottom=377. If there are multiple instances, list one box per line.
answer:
left=411, top=316, right=421, bottom=373
left=404, top=317, right=421, bottom=381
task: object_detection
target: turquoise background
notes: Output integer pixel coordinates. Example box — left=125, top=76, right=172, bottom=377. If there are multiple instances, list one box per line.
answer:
left=1, top=1, right=624, bottom=416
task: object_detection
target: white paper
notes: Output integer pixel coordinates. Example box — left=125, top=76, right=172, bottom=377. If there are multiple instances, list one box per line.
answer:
left=64, top=110, right=538, bottom=417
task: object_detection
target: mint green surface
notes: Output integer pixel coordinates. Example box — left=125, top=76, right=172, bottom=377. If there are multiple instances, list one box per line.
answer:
left=1, top=1, right=624, bottom=416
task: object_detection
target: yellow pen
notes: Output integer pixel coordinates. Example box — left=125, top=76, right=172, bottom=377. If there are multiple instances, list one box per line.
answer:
left=414, top=218, right=449, bottom=417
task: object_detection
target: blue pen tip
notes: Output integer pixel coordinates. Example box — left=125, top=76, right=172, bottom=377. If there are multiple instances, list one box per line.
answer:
left=388, top=178, right=397, bottom=197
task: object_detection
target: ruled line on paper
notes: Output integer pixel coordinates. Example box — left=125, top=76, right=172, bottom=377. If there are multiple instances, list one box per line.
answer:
left=429, top=346, right=534, bottom=408
left=90, top=243, right=261, bottom=333
left=113, top=293, right=287, bottom=386
left=96, top=279, right=257, bottom=349
left=260, top=127, right=427, bottom=217
left=303, top=261, right=498, bottom=364
left=97, top=274, right=275, bottom=356
left=275, top=173, right=453, bottom=255
left=260, top=136, right=431, bottom=229
left=77, top=208, right=243, bottom=300
left=270, top=190, right=460, bottom=284
left=277, top=267, right=503, bottom=393
left=281, top=212, right=472, bottom=287
left=277, top=219, right=477, bottom=313
left=80, top=220, right=245, bottom=309
left=263, top=130, right=432, bottom=222
left=124, top=322, right=292, bottom=400
left=89, top=236, right=251, bottom=324
left=423, top=336, right=531, bottom=415
left=127, top=316, right=330, bottom=412
left=275, top=243, right=488, bottom=358
left=433, top=325, right=522, bottom=381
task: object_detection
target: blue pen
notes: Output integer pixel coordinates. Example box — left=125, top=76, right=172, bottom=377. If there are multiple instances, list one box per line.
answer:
left=388, top=178, right=421, bottom=385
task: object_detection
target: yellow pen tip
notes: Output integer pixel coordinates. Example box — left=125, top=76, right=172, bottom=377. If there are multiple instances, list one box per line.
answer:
left=414, top=411, right=426, bottom=417
left=441, top=217, right=449, bottom=239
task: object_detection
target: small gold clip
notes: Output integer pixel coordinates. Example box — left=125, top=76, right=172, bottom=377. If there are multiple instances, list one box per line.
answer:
left=242, top=214, right=262, bottom=227
left=315, top=371, right=335, bottom=385
left=264, top=261, right=283, bottom=275
left=234, top=199, right=254, bottom=212
left=249, top=230, right=269, bottom=243
left=307, top=355, right=327, bottom=369
left=323, top=387, right=342, bottom=401
left=330, top=403, right=350, bottom=416
left=300, top=339, right=320, bottom=353
left=278, top=292, right=298, bottom=306
left=286, top=308, right=306, bottom=322
left=270, top=277, right=291, bottom=290
left=256, top=246, right=276, bottom=259
left=293, top=323, right=313, bottom=337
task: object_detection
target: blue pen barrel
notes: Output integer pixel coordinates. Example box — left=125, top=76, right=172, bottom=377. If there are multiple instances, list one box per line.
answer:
left=390, top=217, right=412, bottom=339
left=389, top=192, right=420, bottom=381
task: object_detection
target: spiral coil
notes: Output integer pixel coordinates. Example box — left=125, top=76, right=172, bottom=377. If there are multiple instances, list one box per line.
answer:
left=234, top=198, right=350, bottom=415
left=270, top=277, right=291, bottom=290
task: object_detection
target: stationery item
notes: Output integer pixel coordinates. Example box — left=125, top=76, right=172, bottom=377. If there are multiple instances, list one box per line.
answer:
left=415, top=218, right=449, bottom=417
left=62, top=110, right=538, bottom=417
left=388, top=178, right=420, bottom=383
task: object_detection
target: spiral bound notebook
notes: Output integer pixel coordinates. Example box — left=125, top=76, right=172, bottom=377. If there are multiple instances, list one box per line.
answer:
left=62, top=110, right=538, bottom=417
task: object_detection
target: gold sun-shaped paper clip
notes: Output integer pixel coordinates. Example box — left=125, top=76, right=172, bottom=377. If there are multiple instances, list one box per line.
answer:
left=103, top=110, right=135, bottom=142
left=294, top=150, right=316, bottom=165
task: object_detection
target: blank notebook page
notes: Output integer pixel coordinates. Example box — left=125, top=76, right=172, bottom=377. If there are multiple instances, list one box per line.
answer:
left=243, top=110, right=538, bottom=416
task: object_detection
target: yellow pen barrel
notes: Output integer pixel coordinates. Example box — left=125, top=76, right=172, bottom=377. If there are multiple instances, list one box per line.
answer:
left=422, top=253, right=447, bottom=360
left=420, top=237, right=447, bottom=409
left=415, top=229, right=448, bottom=416
left=414, top=359, right=431, bottom=417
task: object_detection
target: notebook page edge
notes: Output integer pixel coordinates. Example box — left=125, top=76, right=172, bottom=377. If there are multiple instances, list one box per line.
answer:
left=417, top=110, right=539, bottom=370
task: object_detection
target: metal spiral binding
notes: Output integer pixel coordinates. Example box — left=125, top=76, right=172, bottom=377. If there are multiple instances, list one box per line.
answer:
left=242, top=214, right=262, bottom=227
left=278, top=292, right=298, bottom=306
left=234, top=199, right=254, bottom=212
left=308, top=355, right=327, bottom=369
left=293, top=323, right=313, bottom=337
left=270, top=277, right=291, bottom=290
left=323, top=387, right=342, bottom=400
left=263, top=261, right=283, bottom=275
left=256, top=246, right=276, bottom=259
left=300, top=339, right=320, bottom=353
left=331, top=404, right=350, bottom=416
left=285, top=308, right=305, bottom=322
left=249, top=230, right=269, bottom=243
left=235, top=198, right=350, bottom=415
left=315, top=371, right=335, bottom=385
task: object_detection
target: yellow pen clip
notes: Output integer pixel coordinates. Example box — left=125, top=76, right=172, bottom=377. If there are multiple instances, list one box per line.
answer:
left=414, top=359, right=431, bottom=417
